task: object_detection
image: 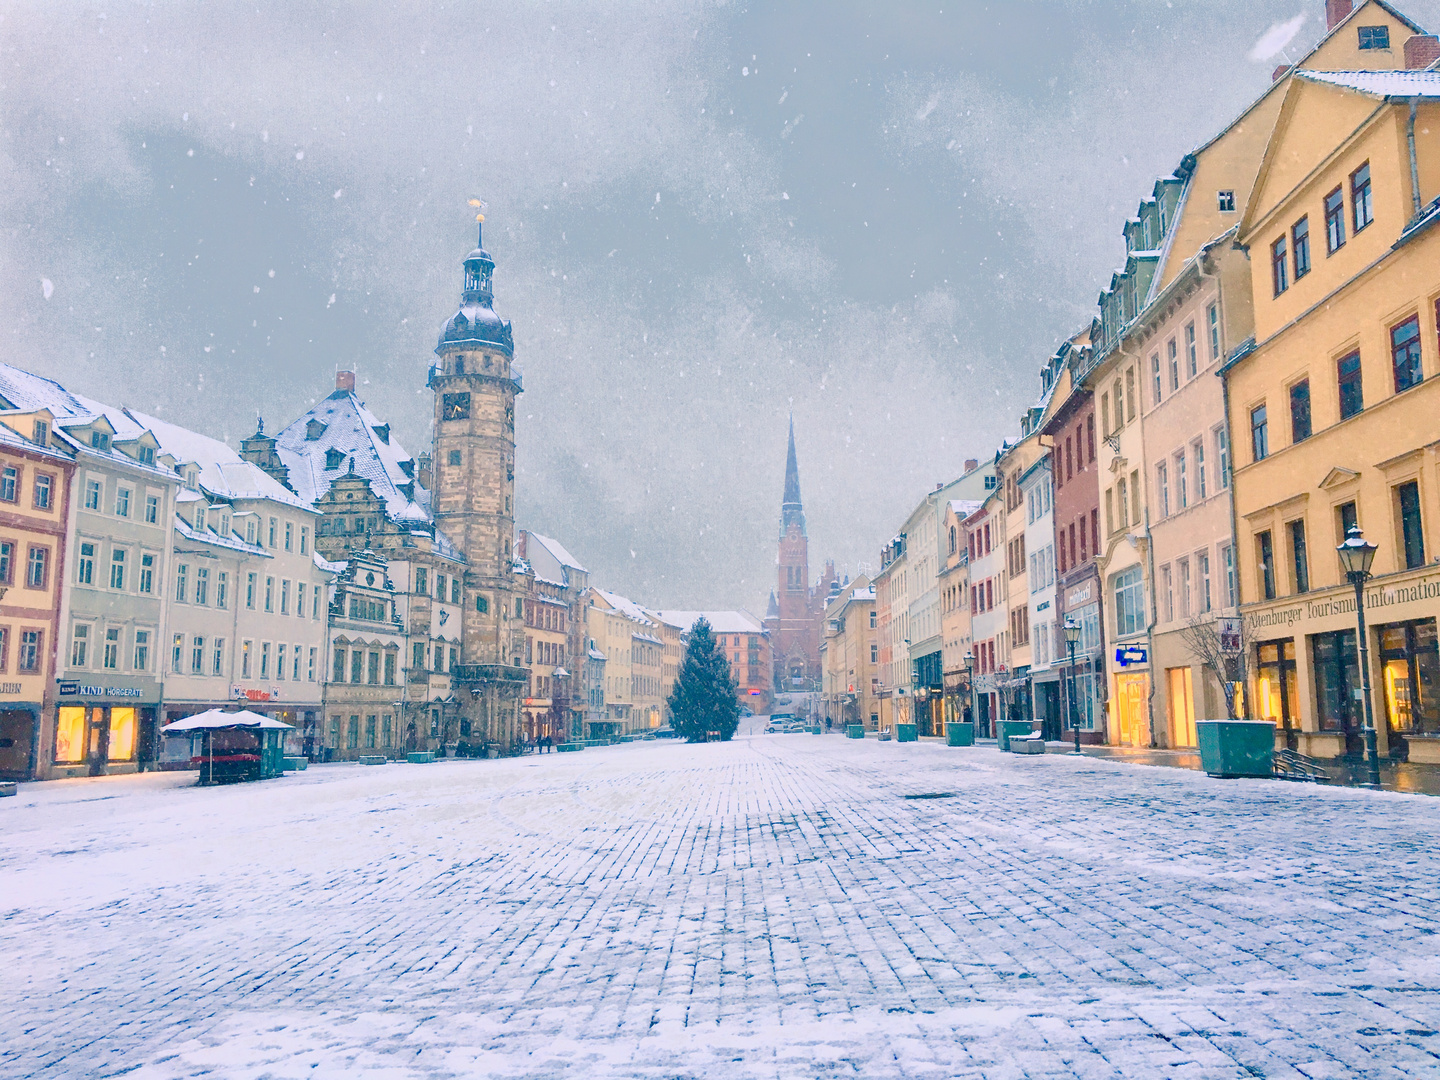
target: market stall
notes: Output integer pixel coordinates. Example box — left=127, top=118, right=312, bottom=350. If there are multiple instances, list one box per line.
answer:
left=161, top=709, right=293, bottom=785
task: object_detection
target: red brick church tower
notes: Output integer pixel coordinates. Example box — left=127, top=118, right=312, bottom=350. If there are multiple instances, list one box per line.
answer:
left=763, top=418, right=836, bottom=692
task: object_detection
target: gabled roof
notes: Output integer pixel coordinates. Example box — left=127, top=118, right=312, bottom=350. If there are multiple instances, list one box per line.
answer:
left=526, top=531, right=587, bottom=574
left=1296, top=69, right=1440, bottom=98
left=124, top=407, right=313, bottom=512
left=653, top=610, right=765, bottom=635
left=274, top=390, right=429, bottom=524
left=594, top=588, right=657, bottom=626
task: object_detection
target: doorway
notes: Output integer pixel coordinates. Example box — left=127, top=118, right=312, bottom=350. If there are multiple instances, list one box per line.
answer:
left=0, top=709, right=36, bottom=779
left=1166, top=667, right=1197, bottom=748
left=1115, top=673, right=1149, bottom=746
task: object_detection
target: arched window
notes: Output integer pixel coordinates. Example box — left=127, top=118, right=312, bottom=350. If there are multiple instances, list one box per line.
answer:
left=949, top=526, right=957, bottom=555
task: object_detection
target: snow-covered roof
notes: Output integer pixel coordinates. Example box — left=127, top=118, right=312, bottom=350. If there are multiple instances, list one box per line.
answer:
left=0, top=363, right=90, bottom=420
left=174, top=512, right=270, bottom=557
left=274, top=390, right=429, bottom=524
left=0, top=417, right=72, bottom=466
left=1297, top=70, right=1440, bottom=99
left=125, top=407, right=313, bottom=512
left=527, top=532, right=586, bottom=574
left=948, top=499, right=982, bottom=518
left=653, top=610, right=765, bottom=635
left=594, top=589, right=657, bottom=626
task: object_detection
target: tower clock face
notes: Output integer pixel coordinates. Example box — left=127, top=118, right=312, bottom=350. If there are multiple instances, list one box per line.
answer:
left=442, top=392, right=471, bottom=421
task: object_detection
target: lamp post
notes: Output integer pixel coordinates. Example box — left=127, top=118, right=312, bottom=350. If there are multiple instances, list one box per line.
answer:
left=962, top=651, right=975, bottom=731
left=1064, top=618, right=1083, bottom=755
left=909, top=668, right=920, bottom=729
left=1337, top=524, right=1382, bottom=791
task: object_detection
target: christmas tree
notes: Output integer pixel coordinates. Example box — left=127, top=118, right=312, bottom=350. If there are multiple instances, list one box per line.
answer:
left=667, top=617, right=740, bottom=742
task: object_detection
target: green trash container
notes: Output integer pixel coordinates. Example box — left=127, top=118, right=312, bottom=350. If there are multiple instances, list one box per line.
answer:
left=1196, top=720, right=1275, bottom=778
left=895, top=723, right=918, bottom=743
left=945, top=722, right=975, bottom=747
left=846, top=724, right=865, bottom=739
left=996, top=720, right=1034, bottom=752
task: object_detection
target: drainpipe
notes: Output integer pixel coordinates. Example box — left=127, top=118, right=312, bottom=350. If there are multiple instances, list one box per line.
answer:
left=1408, top=101, right=1423, bottom=220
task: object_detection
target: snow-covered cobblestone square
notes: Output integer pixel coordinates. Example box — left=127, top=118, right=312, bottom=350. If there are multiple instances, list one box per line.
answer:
left=6, top=730, right=1440, bottom=1079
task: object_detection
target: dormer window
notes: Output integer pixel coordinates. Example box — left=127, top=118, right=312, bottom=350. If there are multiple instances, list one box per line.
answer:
left=1218, top=190, right=1235, bottom=213
left=32, top=420, right=48, bottom=445
left=138, top=445, right=156, bottom=466
left=1358, top=25, right=1390, bottom=50
left=372, top=424, right=390, bottom=445
left=91, top=430, right=111, bottom=452
left=325, top=447, right=345, bottom=470
left=184, top=467, right=199, bottom=490
left=305, top=419, right=328, bottom=441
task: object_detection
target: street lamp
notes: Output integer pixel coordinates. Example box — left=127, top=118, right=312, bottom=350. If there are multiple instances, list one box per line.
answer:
left=1336, top=524, right=1382, bottom=790
left=1064, top=618, right=1083, bottom=755
left=962, top=651, right=975, bottom=731
left=909, top=668, right=920, bottom=728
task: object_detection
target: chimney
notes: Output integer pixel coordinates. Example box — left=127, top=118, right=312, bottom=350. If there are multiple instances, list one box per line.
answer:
left=1272, top=64, right=1292, bottom=82
left=1326, top=0, right=1353, bottom=32
left=964, top=458, right=979, bottom=473
left=335, top=369, right=356, bottom=393
left=1405, top=34, right=1440, bottom=69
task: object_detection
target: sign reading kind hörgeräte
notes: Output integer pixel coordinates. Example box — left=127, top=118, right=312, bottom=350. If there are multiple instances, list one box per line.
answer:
left=57, top=682, right=144, bottom=698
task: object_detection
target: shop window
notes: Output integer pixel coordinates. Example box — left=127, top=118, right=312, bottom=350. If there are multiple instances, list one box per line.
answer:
left=1256, top=640, right=1299, bottom=731
left=1312, top=629, right=1360, bottom=733
left=55, top=706, right=86, bottom=763
left=1338, top=352, right=1363, bottom=419
left=1391, top=316, right=1423, bottom=393
left=1167, top=667, right=1197, bottom=748
left=1378, top=620, right=1440, bottom=737
left=1396, top=480, right=1425, bottom=570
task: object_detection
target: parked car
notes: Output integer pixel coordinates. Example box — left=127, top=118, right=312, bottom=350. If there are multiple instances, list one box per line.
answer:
left=766, top=713, right=795, bottom=734
left=654, top=726, right=677, bottom=738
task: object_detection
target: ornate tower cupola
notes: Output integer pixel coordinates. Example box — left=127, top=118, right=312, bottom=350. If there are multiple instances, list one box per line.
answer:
left=430, top=215, right=525, bottom=685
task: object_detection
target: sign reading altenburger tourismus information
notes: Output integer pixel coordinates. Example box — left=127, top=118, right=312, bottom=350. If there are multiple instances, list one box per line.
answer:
left=1245, top=573, right=1440, bottom=632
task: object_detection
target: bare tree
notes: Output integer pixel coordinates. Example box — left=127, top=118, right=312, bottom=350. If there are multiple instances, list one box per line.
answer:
left=1178, top=614, right=1252, bottom=720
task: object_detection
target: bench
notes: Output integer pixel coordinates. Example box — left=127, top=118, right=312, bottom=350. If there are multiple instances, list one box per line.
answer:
left=359, top=754, right=387, bottom=766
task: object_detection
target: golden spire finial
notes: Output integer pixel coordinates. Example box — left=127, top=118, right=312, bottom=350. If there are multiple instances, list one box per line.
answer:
left=469, top=197, right=487, bottom=223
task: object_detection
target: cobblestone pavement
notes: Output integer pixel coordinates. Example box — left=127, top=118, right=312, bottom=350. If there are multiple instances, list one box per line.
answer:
left=5, top=729, right=1440, bottom=1079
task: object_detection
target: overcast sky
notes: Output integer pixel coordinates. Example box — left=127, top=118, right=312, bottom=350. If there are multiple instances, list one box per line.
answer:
left=6, top=0, right=1438, bottom=611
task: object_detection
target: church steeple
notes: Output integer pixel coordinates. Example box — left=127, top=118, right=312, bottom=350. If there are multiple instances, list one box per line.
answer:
left=780, top=414, right=806, bottom=538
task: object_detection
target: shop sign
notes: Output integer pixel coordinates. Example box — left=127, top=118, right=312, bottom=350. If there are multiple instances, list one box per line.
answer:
left=1115, top=645, right=1148, bottom=667
left=1246, top=574, right=1440, bottom=632
left=1218, top=618, right=1243, bottom=655
left=244, top=689, right=271, bottom=702
left=1066, top=583, right=1093, bottom=607
left=0, top=682, right=21, bottom=695
left=58, top=681, right=143, bottom=698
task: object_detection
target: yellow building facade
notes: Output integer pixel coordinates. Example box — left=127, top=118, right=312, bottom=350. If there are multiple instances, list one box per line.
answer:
left=1226, top=70, right=1440, bottom=761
